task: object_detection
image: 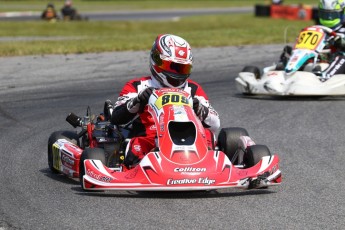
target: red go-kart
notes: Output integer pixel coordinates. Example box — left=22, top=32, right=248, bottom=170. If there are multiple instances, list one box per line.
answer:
left=48, top=88, right=281, bottom=191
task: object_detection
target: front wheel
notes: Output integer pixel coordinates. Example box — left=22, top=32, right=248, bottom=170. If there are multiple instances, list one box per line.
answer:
left=79, top=148, right=106, bottom=190
left=242, top=66, right=261, bottom=80
left=243, top=144, right=271, bottom=168
left=217, top=127, right=249, bottom=164
left=47, top=130, right=79, bottom=174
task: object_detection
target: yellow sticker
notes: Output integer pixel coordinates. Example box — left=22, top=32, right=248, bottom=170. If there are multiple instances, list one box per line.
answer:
left=154, top=93, right=190, bottom=110
left=295, top=30, right=324, bottom=50
left=52, top=143, right=60, bottom=170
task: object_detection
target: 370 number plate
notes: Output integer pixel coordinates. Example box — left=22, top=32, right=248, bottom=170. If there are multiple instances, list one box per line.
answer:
left=295, top=29, right=324, bottom=50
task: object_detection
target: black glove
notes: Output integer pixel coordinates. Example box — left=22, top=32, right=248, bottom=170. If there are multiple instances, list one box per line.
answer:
left=193, top=97, right=209, bottom=121
left=138, top=87, right=154, bottom=104
left=103, top=99, right=114, bottom=120
left=333, top=35, right=345, bottom=49
left=127, top=87, right=154, bottom=113
left=279, top=45, right=292, bottom=67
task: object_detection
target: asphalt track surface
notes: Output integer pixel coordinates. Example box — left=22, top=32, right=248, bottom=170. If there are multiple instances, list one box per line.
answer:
left=0, top=44, right=345, bottom=229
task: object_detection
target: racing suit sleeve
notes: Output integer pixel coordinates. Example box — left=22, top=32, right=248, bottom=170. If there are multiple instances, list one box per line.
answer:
left=110, top=81, right=139, bottom=125
left=194, top=86, right=220, bottom=133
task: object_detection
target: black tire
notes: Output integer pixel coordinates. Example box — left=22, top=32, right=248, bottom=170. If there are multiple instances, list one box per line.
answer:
left=217, top=127, right=249, bottom=164
left=79, top=148, right=106, bottom=190
left=242, top=66, right=261, bottom=80
left=244, top=144, right=271, bottom=168
left=47, top=130, right=79, bottom=174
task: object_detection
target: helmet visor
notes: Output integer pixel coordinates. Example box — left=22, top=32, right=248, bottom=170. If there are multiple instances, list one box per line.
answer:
left=319, top=8, right=343, bottom=21
left=169, top=61, right=192, bottom=75
left=158, top=58, right=192, bottom=76
left=152, top=50, right=192, bottom=76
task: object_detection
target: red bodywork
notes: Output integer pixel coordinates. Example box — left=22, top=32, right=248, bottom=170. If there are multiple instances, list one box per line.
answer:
left=79, top=88, right=282, bottom=191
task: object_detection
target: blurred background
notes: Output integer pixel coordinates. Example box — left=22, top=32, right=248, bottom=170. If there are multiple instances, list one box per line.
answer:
left=0, top=0, right=318, bottom=56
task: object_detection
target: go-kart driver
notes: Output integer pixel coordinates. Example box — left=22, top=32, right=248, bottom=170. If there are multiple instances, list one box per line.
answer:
left=279, top=0, right=345, bottom=81
left=106, top=34, right=220, bottom=169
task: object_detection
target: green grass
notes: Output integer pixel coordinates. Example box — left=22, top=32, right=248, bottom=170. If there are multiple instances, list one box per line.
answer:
left=0, top=1, right=316, bottom=56
left=0, top=0, right=317, bottom=12
left=0, top=13, right=313, bottom=56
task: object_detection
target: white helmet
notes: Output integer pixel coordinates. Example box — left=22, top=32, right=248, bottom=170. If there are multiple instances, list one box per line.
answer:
left=150, top=34, right=193, bottom=88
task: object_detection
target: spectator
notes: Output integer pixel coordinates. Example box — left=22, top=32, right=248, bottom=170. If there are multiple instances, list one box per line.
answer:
left=61, top=0, right=81, bottom=21
left=41, top=3, right=59, bottom=22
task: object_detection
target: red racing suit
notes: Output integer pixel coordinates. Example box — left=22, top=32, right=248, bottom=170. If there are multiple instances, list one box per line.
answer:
left=110, top=76, right=220, bottom=167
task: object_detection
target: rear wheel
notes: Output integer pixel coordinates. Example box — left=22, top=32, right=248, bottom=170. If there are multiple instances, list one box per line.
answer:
left=217, top=127, right=249, bottom=164
left=244, top=144, right=271, bottom=168
left=47, top=130, right=79, bottom=174
left=79, top=148, right=106, bottom=190
left=242, top=66, right=261, bottom=79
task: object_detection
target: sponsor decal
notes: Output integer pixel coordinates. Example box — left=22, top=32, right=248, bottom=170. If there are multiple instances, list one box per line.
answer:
left=159, top=113, right=165, bottom=132
left=267, top=72, right=278, bottom=77
left=160, top=124, right=164, bottom=132
left=174, top=167, right=206, bottom=173
left=149, top=125, right=156, bottom=131
left=236, top=169, right=248, bottom=177
left=86, top=169, right=112, bottom=182
left=173, top=146, right=195, bottom=151
left=159, top=88, right=183, bottom=93
left=167, top=177, right=215, bottom=186
left=61, top=152, right=75, bottom=166
left=134, top=144, right=141, bottom=152
left=64, top=143, right=82, bottom=154
left=178, top=50, right=185, bottom=56
left=269, top=163, right=279, bottom=175
left=329, top=58, right=345, bottom=76
left=52, top=143, right=60, bottom=170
